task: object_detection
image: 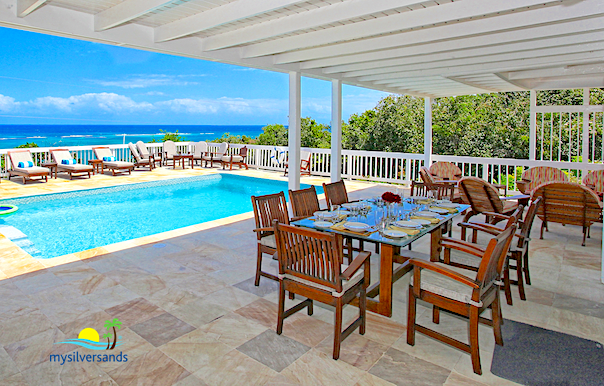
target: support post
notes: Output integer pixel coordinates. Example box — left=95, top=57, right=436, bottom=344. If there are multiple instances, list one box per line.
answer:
left=331, top=79, right=342, bottom=182
left=582, top=88, right=590, bottom=179
left=529, top=90, right=537, bottom=161
left=288, top=71, right=301, bottom=191
left=424, top=97, right=432, bottom=167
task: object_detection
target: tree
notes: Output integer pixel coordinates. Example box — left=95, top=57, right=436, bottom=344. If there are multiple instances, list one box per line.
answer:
left=102, top=332, right=112, bottom=350
left=343, top=110, right=375, bottom=150
left=104, top=318, right=122, bottom=350
left=209, top=132, right=255, bottom=144
left=301, top=117, right=330, bottom=148
left=16, top=142, right=39, bottom=148
left=257, top=124, right=288, bottom=146
left=151, top=129, right=186, bottom=143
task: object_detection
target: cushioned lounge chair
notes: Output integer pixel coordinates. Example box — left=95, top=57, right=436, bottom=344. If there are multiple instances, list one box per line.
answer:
left=136, top=141, right=161, bottom=167
left=222, top=146, right=248, bottom=170
left=193, top=141, right=208, bottom=167
left=50, top=148, right=93, bottom=179
left=92, top=147, right=134, bottom=176
left=163, top=140, right=177, bottom=167
left=128, top=143, right=153, bottom=171
left=7, top=149, right=50, bottom=184
left=516, top=166, right=568, bottom=194
left=203, top=142, right=228, bottom=168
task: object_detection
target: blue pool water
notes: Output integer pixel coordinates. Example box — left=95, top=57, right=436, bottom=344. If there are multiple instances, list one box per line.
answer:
left=0, top=174, right=320, bottom=259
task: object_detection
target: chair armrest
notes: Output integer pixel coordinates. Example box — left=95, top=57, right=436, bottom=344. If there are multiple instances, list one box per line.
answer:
left=409, top=259, right=479, bottom=288
left=481, top=212, right=512, bottom=220
left=291, top=215, right=308, bottom=222
left=253, top=227, right=273, bottom=233
left=458, top=222, right=503, bottom=236
left=440, top=238, right=486, bottom=256
left=341, top=251, right=371, bottom=280
left=500, top=196, right=518, bottom=201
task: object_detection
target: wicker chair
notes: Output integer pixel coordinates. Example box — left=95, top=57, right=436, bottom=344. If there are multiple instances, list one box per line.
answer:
left=407, top=223, right=516, bottom=375
left=289, top=186, right=322, bottom=221
left=516, top=166, right=568, bottom=195
left=429, top=161, right=462, bottom=181
left=532, top=182, right=602, bottom=246
left=273, top=221, right=370, bottom=360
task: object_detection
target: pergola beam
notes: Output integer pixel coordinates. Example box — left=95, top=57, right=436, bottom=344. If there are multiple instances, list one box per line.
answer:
left=17, top=0, right=48, bottom=17
left=155, top=0, right=305, bottom=43
left=505, top=62, right=604, bottom=80
left=95, top=0, right=175, bottom=31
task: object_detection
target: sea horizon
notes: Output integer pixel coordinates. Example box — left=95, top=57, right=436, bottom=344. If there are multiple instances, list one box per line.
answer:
left=0, top=124, right=266, bottom=149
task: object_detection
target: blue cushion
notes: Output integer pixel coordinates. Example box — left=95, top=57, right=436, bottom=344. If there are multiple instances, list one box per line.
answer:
left=102, top=156, right=116, bottom=162
left=61, top=159, right=76, bottom=165
left=17, top=161, right=33, bottom=168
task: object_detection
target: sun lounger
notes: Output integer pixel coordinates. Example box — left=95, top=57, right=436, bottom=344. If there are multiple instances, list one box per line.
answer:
left=92, top=147, right=134, bottom=176
left=128, top=143, right=153, bottom=171
left=7, top=149, right=50, bottom=184
left=136, top=141, right=161, bottom=167
left=50, top=148, right=93, bottom=179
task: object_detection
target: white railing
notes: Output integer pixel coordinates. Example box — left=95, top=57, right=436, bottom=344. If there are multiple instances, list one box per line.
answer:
left=3, top=142, right=604, bottom=192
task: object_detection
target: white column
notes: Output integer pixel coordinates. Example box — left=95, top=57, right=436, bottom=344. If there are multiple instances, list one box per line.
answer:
left=330, top=79, right=342, bottom=182
left=288, top=71, right=301, bottom=191
left=424, top=97, right=432, bottom=167
left=529, top=90, right=537, bottom=161
left=582, top=88, right=590, bottom=179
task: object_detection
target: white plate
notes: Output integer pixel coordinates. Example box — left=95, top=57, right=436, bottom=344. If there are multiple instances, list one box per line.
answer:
left=314, top=211, right=338, bottom=219
left=410, top=218, right=432, bottom=226
left=394, top=220, right=422, bottom=229
left=428, top=207, right=449, bottom=214
left=343, top=222, right=370, bottom=231
left=342, top=202, right=360, bottom=209
left=408, top=196, right=428, bottom=201
left=382, top=230, right=407, bottom=238
left=314, top=221, right=333, bottom=228
left=435, top=202, right=459, bottom=208
left=416, top=211, right=439, bottom=218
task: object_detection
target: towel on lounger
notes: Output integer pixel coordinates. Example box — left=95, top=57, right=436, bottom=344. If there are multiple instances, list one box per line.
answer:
left=17, top=161, right=33, bottom=168
left=61, top=159, right=77, bottom=165
left=103, top=156, right=117, bottom=162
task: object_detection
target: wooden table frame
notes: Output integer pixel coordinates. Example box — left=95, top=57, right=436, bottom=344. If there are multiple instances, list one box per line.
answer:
left=172, top=154, right=194, bottom=169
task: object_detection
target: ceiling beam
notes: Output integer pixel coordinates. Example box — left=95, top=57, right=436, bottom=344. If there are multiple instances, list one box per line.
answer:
left=154, top=0, right=305, bottom=43
left=242, top=0, right=561, bottom=58
left=504, top=62, right=604, bottom=80
left=202, top=0, right=425, bottom=51
left=95, top=0, right=175, bottom=31
left=17, top=0, right=48, bottom=17
left=275, top=0, right=604, bottom=65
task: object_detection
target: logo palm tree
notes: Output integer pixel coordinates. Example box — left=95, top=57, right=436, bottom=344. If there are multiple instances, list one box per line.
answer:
left=102, top=332, right=112, bottom=350
left=104, top=318, right=122, bottom=350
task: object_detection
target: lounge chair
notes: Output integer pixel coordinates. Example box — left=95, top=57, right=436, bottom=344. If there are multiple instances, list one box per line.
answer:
left=193, top=141, right=208, bottom=167
left=284, top=150, right=311, bottom=176
left=516, top=166, right=568, bottom=195
left=203, top=142, right=228, bottom=168
left=92, top=147, right=134, bottom=176
left=136, top=141, right=161, bottom=167
left=7, top=149, right=50, bottom=184
left=163, top=140, right=178, bottom=167
left=429, top=161, right=462, bottom=181
left=128, top=143, right=153, bottom=171
left=221, top=146, right=249, bottom=170
left=50, top=148, right=93, bottom=179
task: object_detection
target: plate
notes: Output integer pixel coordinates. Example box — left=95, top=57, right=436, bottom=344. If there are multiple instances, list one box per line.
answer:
left=435, top=202, right=459, bottom=208
left=314, top=221, right=333, bottom=228
left=411, top=219, right=432, bottom=226
left=428, top=207, right=449, bottom=214
left=416, top=211, right=439, bottom=218
left=343, top=222, right=370, bottom=231
left=394, top=220, right=422, bottom=229
left=382, top=230, right=407, bottom=238
left=408, top=196, right=428, bottom=201
left=342, top=202, right=360, bottom=209
left=314, top=211, right=338, bottom=219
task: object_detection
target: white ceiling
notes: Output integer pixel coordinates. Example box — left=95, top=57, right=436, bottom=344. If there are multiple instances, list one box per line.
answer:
left=1, top=0, right=603, bottom=97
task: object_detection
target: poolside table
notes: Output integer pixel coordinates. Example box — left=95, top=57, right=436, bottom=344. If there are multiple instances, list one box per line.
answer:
left=292, top=202, right=470, bottom=317
left=173, top=154, right=194, bottom=169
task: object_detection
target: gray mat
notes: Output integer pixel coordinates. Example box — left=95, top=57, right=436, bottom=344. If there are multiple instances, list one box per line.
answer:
left=491, top=319, right=604, bottom=386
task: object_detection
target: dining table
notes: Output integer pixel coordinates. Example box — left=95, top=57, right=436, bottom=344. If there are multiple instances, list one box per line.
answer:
left=292, top=199, right=471, bottom=318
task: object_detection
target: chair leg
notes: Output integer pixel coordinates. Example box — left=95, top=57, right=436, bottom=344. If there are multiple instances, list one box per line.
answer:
left=469, top=307, right=482, bottom=375
left=432, top=306, right=440, bottom=324
left=582, top=227, right=587, bottom=246
left=359, top=287, right=366, bottom=335
left=503, top=266, right=513, bottom=306
left=277, top=281, right=285, bottom=335
left=515, top=254, right=526, bottom=301
left=333, top=298, right=343, bottom=360
left=492, top=291, right=504, bottom=346
left=255, top=244, right=263, bottom=286
left=523, top=249, right=531, bottom=285
left=407, top=285, right=416, bottom=346
left=540, top=221, right=545, bottom=239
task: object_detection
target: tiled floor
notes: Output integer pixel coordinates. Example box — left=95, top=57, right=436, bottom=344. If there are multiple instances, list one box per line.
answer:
left=0, top=167, right=602, bottom=386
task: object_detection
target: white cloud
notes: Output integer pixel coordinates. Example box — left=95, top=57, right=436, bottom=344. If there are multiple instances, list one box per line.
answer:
left=87, top=74, right=206, bottom=89
left=0, top=94, right=19, bottom=112
left=157, top=97, right=285, bottom=115
left=29, top=93, right=153, bottom=113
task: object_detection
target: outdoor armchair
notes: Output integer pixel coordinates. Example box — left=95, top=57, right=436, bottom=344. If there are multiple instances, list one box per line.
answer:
left=289, top=185, right=322, bottom=221
left=582, top=170, right=604, bottom=198
left=192, top=141, right=208, bottom=167
left=221, top=146, right=248, bottom=170
left=203, top=142, right=228, bottom=168
left=163, top=140, right=177, bottom=167
left=428, top=161, right=462, bottom=181
left=7, top=149, right=50, bottom=184
left=50, top=148, right=93, bottom=179
left=284, top=150, right=311, bottom=176
left=128, top=143, right=153, bottom=171
left=419, top=166, right=460, bottom=201
left=136, top=141, right=161, bottom=167
left=516, top=166, right=568, bottom=195
left=458, top=177, right=519, bottom=226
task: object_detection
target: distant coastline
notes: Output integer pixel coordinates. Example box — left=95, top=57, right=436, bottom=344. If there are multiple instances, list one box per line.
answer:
left=0, top=124, right=265, bottom=149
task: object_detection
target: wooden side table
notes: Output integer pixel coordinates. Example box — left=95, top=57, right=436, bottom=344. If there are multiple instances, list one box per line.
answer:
left=88, top=159, right=103, bottom=175
left=173, top=154, right=194, bottom=169
left=41, top=162, right=57, bottom=178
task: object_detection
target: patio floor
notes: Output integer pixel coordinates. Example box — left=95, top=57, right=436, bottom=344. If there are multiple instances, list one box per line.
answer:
left=0, top=168, right=602, bottom=386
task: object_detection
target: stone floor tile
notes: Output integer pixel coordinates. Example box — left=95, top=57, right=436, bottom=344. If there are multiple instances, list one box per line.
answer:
left=69, top=273, right=119, bottom=296
left=444, top=371, right=490, bottom=386
left=95, top=328, right=155, bottom=373
left=237, top=330, right=311, bottom=372
left=169, top=297, right=231, bottom=328
left=233, top=276, right=279, bottom=297
left=84, top=284, right=140, bottom=310
left=234, top=298, right=279, bottom=329
left=4, top=327, right=71, bottom=372
left=1, top=373, right=30, bottom=386
left=0, top=347, right=20, bottom=379
left=130, top=312, right=195, bottom=347
left=172, top=273, right=228, bottom=297
left=198, top=312, right=268, bottom=348
left=0, top=308, right=55, bottom=346
left=193, top=349, right=277, bottom=386
left=159, top=329, right=233, bottom=373
left=104, top=267, right=167, bottom=297
left=50, top=262, right=100, bottom=283
left=173, top=374, right=210, bottom=386
left=201, top=285, right=260, bottom=311
left=369, top=347, right=451, bottom=386
left=107, top=348, right=190, bottom=386
left=104, top=297, right=165, bottom=327
left=143, top=286, right=200, bottom=312
left=362, top=313, right=405, bottom=346
left=316, top=333, right=388, bottom=371
left=13, top=271, right=62, bottom=294
left=279, top=349, right=365, bottom=386
left=353, top=373, right=396, bottom=386
left=57, top=310, right=112, bottom=338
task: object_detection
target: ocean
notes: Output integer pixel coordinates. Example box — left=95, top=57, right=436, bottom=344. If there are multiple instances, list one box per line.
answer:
left=0, top=125, right=265, bottom=149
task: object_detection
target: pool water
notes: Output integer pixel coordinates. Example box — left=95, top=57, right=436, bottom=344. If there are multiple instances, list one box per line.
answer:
left=0, top=174, right=320, bottom=259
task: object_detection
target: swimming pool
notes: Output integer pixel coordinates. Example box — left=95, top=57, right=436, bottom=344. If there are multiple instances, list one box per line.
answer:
left=0, top=174, right=321, bottom=259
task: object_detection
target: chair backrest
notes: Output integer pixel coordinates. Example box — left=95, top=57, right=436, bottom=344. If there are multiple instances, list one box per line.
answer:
left=429, top=161, right=462, bottom=180
left=419, top=166, right=438, bottom=188
left=532, top=182, right=602, bottom=227
left=521, top=166, right=569, bottom=193
left=289, top=186, right=320, bottom=220
left=136, top=141, right=150, bottom=158
left=164, top=141, right=177, bottom=157
left=50, top=149, right=73, bottom=164
left=7, top=150, right=34, bottom=168
left=458, top=177, right=504, bottom=214
left=516, top=197, right=542, bottom=249
left=193, top=141, right=207, bottom=157
left=128, top=143, right=142, bottom=162
left=239, top=146, right=248, bottom=158
left=251, top=192, right=290, bottom=240
left=93, top=147, right=113, bottom=160
left=582, top=170, right=604, bottom=194
left=300, top=150, right=311, bottom=163
left=475, top=223, right=517, bottom=298
left=274, top=221, right=345, bottom=293
left=323, top=180, right=349, bottom=207
left=271, top=148, right=286, bottom=166
left=217, top=142, right=229, bottom=156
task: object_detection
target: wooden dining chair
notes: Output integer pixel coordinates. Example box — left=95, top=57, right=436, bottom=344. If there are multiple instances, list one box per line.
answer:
left=251, top=192, right=289, bottom=286
left=419, top=166, right=459, bottom=201
left=455, top=198, right=542, bottom=304
left=458, top=177, right=519, bottom=228
left=407, top=223, right=516, bottom=375
left=273, top=221, right=370, bottom=360
left=289, top=186, right=321, bottom=221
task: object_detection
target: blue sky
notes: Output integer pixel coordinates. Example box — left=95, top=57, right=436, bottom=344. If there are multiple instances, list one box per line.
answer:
left=0, top=27, right=389, bottom=126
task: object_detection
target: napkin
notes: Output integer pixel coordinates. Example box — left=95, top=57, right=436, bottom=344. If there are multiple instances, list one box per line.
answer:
left=389, top=226, right=420, bottom=235
left=330, top=222, right=375, bottom=236
left=411, top=216, right=440, bottom=224
left=430, top=206, right=458, bottom=213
